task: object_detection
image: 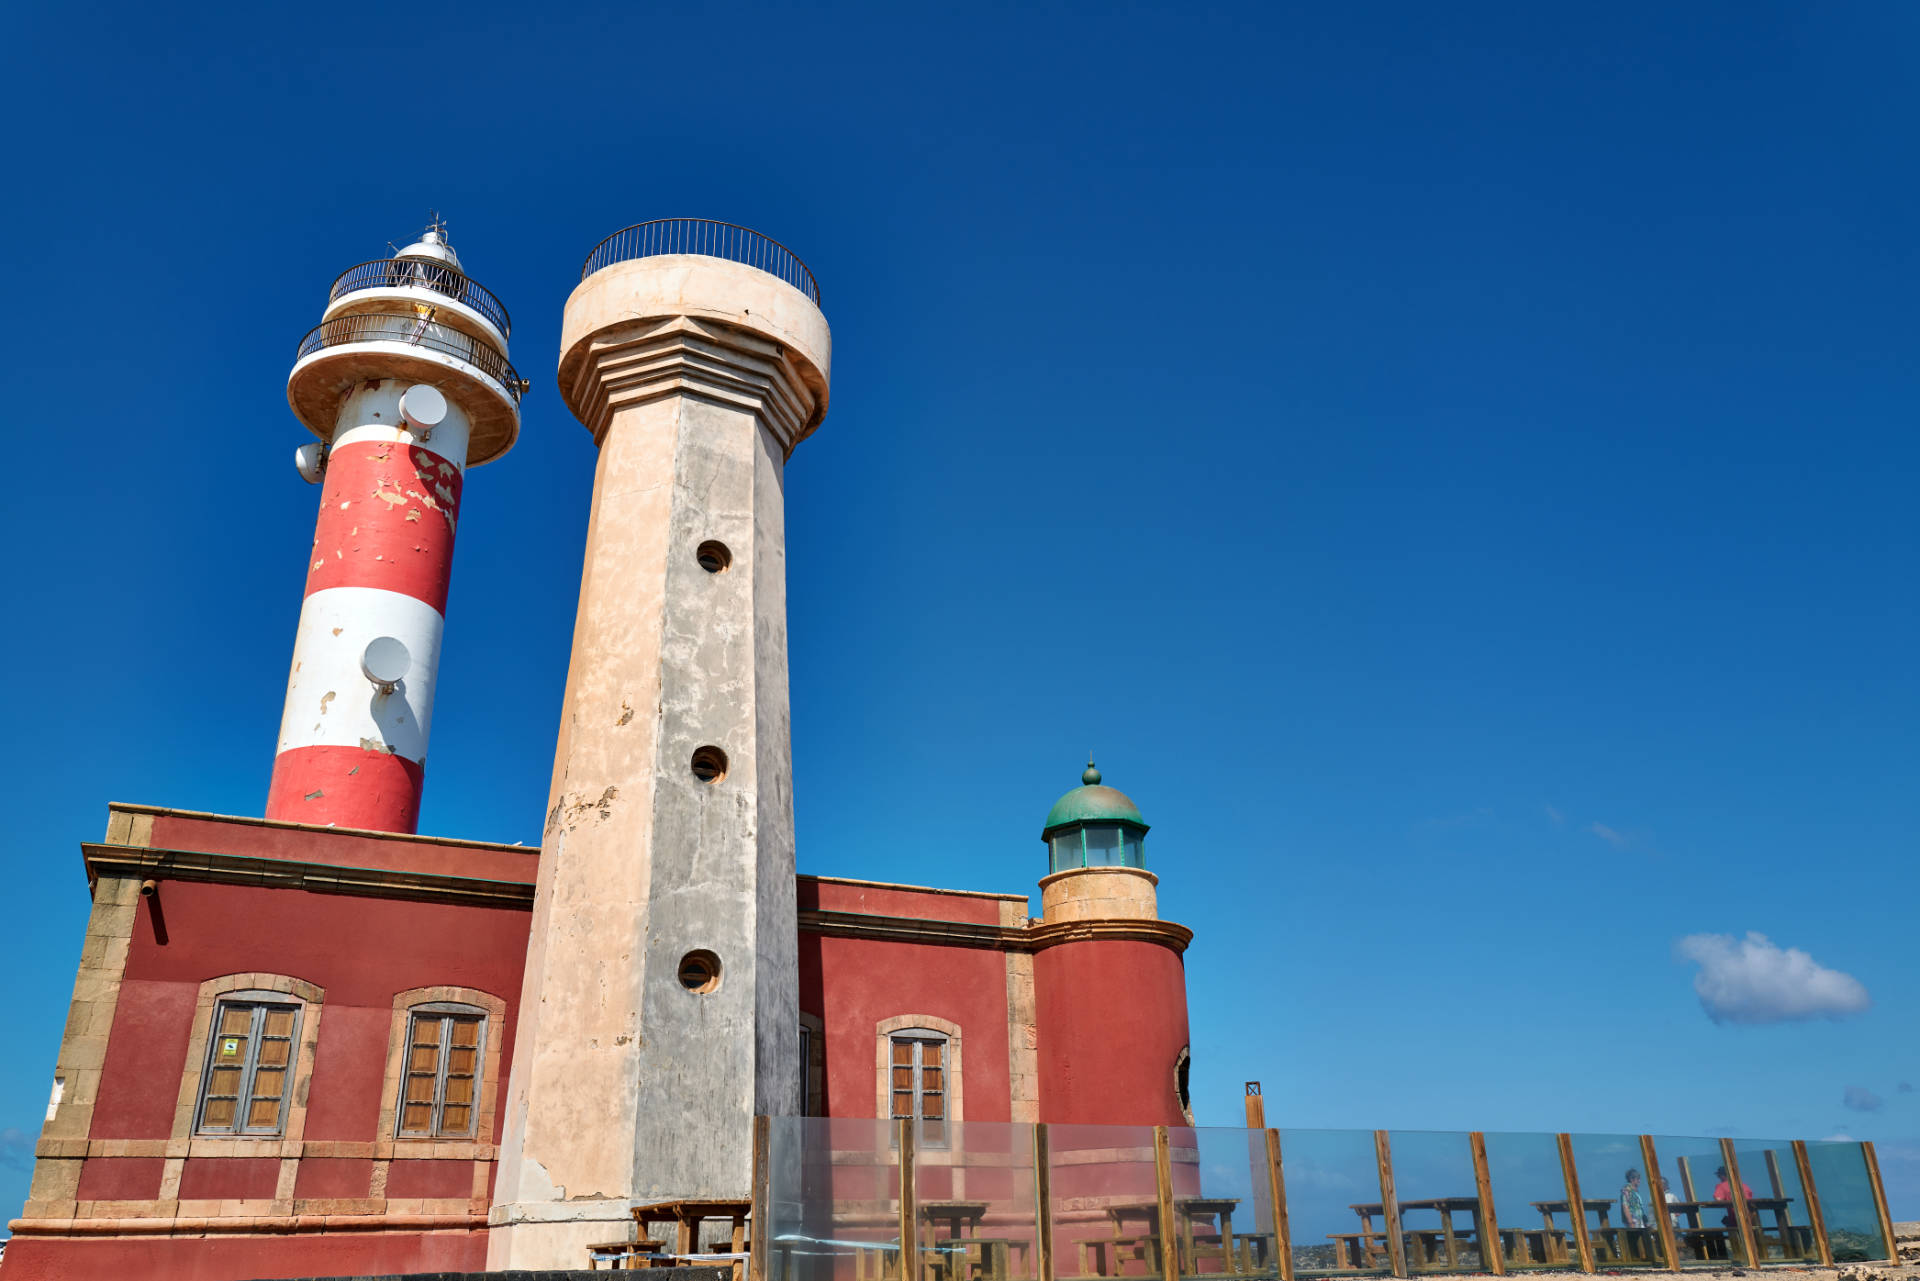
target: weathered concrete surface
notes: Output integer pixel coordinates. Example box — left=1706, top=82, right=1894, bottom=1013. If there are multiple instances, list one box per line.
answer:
left=488, top=249, right=827, bottom=1268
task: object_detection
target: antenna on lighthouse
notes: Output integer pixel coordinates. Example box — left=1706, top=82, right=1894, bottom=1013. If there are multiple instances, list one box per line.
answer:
left=360, top=637, right=412, bottom=695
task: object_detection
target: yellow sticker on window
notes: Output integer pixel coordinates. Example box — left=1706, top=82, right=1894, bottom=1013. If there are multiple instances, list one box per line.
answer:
left=221, top=1038, right=241, bottom=1058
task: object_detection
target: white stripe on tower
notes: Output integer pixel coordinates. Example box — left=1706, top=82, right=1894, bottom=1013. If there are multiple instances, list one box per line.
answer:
left=265, top=379, right=471, bottom=833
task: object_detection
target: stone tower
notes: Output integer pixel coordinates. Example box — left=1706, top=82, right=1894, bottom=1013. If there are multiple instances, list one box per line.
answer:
left=488, top=222, right=830, bottom=1267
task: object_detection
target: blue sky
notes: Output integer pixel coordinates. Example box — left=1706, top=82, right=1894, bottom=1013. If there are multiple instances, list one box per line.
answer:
left=2, top=0, right=1916, bottom=1227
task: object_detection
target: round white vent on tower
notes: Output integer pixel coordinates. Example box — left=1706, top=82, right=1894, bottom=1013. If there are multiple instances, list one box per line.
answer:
left=294, top=442, right=328, bottom=484
left=360, top=636, right=412, bottom=694
left=398, top=384, right=448, bottom=431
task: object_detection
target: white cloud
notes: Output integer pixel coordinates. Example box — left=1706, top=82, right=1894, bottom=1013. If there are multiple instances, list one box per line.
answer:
left=1844, top=1086, right=1884, bottom=1113
left=1674, top=932, right=1871, bottom=1025
left=1590, top=821, right=1630, bottom=848
left=1822, top=1131, right=1856, bottom=1142
left=1544, top=804, right=1565, bottom=826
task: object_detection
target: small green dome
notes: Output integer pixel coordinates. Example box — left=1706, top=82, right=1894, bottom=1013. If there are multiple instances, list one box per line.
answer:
left=1042, top=759, right=1148, bottom=835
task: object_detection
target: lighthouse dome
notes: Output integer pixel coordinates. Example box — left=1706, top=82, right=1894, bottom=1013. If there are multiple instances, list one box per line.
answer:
left=395, top=226, right=463, bottom=271
left=1044, top=767, right=1146, bottom=832
left=1042, top=761, right=1149, bottom=873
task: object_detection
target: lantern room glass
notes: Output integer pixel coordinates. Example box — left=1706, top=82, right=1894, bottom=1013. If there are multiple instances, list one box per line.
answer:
left=1048, top=823, right=1147, bottom=872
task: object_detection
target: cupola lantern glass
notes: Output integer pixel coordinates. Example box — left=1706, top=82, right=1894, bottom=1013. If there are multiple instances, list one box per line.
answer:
left=1042, top=761, right=1149, bottom=874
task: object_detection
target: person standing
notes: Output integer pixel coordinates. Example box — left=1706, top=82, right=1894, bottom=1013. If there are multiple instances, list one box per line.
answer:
left=1621, top=1168, right=1652, bottom=1229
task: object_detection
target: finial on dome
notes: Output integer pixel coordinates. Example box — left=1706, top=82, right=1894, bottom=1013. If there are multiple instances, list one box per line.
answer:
left=1083, top=755, right=1101, bottom=787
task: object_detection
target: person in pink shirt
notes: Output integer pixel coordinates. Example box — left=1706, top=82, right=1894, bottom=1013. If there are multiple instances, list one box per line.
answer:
left=1712, top=1166, right=1755, bottom=1229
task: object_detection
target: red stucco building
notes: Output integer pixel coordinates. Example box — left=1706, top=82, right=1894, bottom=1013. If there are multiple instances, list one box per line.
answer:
left=3, top=769, right=1191, bottom=1280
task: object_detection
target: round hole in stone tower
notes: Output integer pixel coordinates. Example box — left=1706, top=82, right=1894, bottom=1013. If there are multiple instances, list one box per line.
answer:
left=678, top=949, right=721, bottom=994
left=691, top=745, right=729, bottom=784
left=695, top=540, right=732, bottom=573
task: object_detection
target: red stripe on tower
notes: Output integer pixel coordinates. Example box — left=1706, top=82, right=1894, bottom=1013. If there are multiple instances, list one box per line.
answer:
left=303, top=440, right=465, bottom=613
left=265, top=747, right=425, bottom=833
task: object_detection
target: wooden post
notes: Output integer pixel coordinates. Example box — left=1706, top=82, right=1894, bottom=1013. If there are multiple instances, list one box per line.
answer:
left=899, top=1117, right=918, bottom=1281
left=1469, top=1132, right=1505, bottom=1277
left=1034, top=1123, right=1055, bottom=1281
left=1555, top=1134, right=1595, bottom=1274
left=1861, top=1140, right=1898, bottom=1262
left=1154, top=1125, right=1180, bottom=1280
left=1719, top=1139, right=1761, bottom=1267
left=1762, top=1148, right=1787, bottom=1200
left=1790, top=1141, right=1831, bottom=1266
left=1242, top=1084, right=1273, bottom=1240
left=1675, top=1155, right=1697, bottom=1202
left=750, top=1115, right=772, bottom=1281
left=1375, top=1130, right=1407, bottom=1278
left=1266, top=1129, right=1294, bottom=1281
left=1640, top=1135, right=1681, bottom=1271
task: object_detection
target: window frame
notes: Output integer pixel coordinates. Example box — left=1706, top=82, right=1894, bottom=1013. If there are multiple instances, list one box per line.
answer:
left=887, top=1027, right=952, bottom=1150
left=874, top=1014, right=963, bottom=1146
left=378, top=986, right=506, bottom=1148
left=798, top=1011, right=827, bottom=1117
left=192, top=990, right=304, bottom=1138
left=395, top=1000, right=488, bottom=1140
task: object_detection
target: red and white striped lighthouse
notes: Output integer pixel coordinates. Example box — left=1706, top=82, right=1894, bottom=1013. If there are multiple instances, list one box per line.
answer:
left=266, top=220, right=525, bottom=833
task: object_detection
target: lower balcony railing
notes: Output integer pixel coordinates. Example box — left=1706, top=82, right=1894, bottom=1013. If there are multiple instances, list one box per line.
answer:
left=294, top=314, right=525, bottom=404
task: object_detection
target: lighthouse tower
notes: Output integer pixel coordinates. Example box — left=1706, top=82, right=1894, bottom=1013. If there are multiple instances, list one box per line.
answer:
left=489, top=221, right=829, bottom=1266
left=265, top=220, right=525, bottom=833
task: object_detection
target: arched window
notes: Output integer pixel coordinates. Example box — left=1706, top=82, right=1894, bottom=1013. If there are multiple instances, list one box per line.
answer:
left=398, top=1002, right=487, bottom=1138
left=174, top=974, right=325, bottom=1143
left=379, top=986, right=507, bottom=1145
left=194, top=991, right=303, bottom=1136
left=875, top=1015, right=963, bottom=1150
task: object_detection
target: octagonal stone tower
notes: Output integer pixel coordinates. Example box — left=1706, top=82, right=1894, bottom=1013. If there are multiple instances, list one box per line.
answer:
left=488, top=221, right=829, bottom=1268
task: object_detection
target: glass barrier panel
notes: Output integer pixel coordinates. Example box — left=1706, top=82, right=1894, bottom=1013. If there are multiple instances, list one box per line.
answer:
left=1170, top=1126, right=1275, bottom=1278
left=769, top=1117, right=903, bottom=1281
left=914, top=1120, right=1041, bottom=1281
left=1049, top=1123, right=1169, bottom=1281
left=1276, top=1129, right=1390, bottom=1276
left=1646, top=1136, right=1748, bottom=1267
left=1565, top=1133, right=1669, bottom=1268
left=1804, top=1141, right=1892, bottom=1262
left=1385, top=1130, right=1487, bottom=1274
left=1728, top=1139, right=1817, bottom=1264
left=1480, top=1131, right=1576, bottom=1271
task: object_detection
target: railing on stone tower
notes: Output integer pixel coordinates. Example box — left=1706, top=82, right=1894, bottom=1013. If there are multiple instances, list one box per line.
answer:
left=751, top=1116, right=1897, bottom=1281
left=580, top=218, right=822, bottom=306
left=329, top=258, right=513, bottom=338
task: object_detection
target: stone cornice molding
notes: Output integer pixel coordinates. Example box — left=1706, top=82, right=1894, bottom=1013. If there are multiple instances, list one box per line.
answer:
left=797, top=908, right=1191, bottom=956
left=104, top=802, right=538, bottom=856
left=561, top=315, right=821, bottom=455
left=82, top=844, right=535, bottom=910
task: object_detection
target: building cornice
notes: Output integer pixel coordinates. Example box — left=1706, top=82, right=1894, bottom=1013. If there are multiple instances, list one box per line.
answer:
left=797, top=908, right=1191, bottom=955
left=106, top=802, right=537, bottom=855
left=798, top=872, right=1029, bottom=903
left=82, top=844, right=536, bottom=910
